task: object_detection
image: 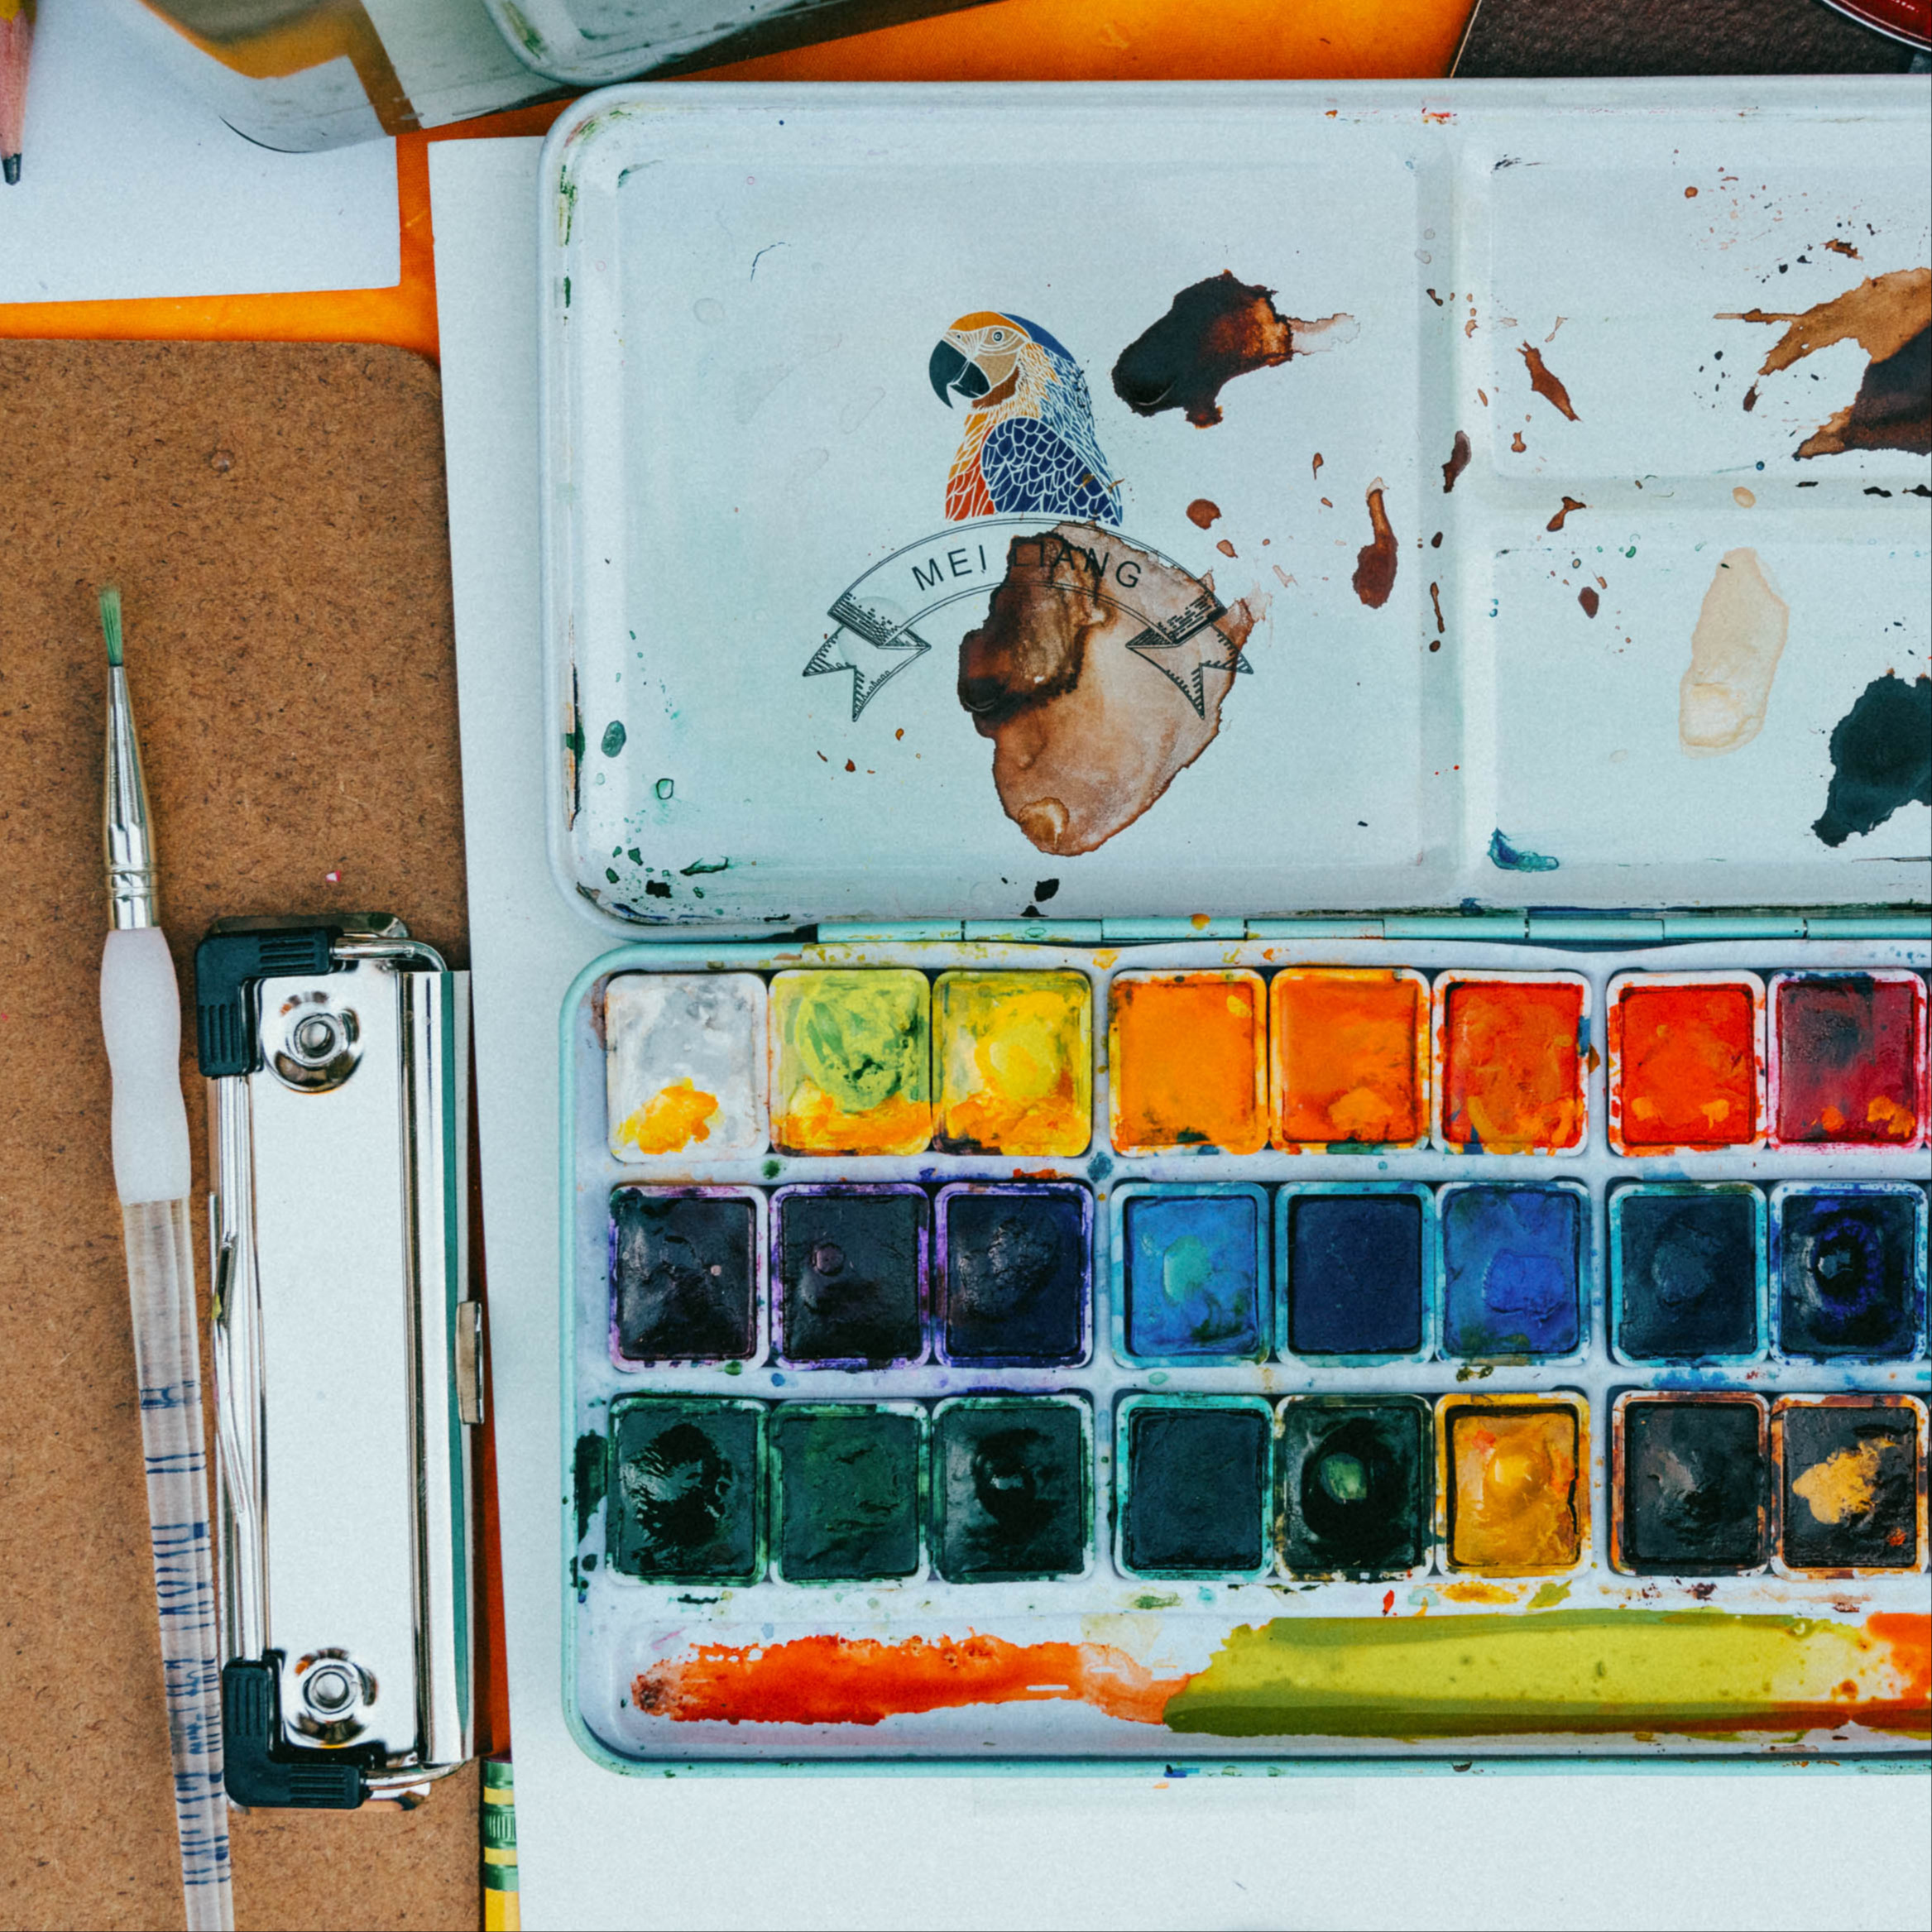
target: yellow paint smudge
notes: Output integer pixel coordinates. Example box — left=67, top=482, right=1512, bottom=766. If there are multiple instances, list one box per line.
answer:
left=616, top=1077, right=719, bottom=1156
left=1164, top=1611, right=1931, bottom=1739
left=1791, top=1439, right=1887, bottom=1526
left=936, top=971, right=1091, bottom=1156
left=769, top=968, right=932, bottom=1155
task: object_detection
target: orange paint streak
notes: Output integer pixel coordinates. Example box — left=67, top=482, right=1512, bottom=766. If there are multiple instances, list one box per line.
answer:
left=1271, top=969, right=1424, bottom=1147
left=1869, top=1613, right=1932, bottom=1709
left=1440, top=980, right=1584, bottom=1152
left=1613, top=981, right=1758, bottom=1148
left=773, top=1090, right=932, bottom=1158
left=633, top=1633, right=1187, bottom=1727
left=1110, top=973, right=1266, bottom=1153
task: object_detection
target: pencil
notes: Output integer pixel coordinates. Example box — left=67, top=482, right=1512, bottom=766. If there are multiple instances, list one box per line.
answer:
left=0, top=0, right=31, bottom=185
left=482, top=1760, right=519, bottom=1931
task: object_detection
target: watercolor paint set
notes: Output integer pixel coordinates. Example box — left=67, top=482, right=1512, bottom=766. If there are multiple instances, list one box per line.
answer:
left=537, top=86, right=1930, bottom=1766
left=561, top=935, right=1929, bottom=1765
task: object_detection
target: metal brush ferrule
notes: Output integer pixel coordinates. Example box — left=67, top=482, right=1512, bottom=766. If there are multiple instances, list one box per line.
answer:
left=104, top=664, right=160, bottom=931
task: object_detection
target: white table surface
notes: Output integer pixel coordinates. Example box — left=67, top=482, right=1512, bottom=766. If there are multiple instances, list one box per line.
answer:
left=429, top=131, right=1931, bottom=1932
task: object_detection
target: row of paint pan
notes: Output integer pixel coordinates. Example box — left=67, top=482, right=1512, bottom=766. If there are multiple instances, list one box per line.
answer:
left=608, top=1177, right=1930, bottom=1369
left=603, top=966, right=1932, bottom=1160
left=599, top=1389, right=1930, bottom=1589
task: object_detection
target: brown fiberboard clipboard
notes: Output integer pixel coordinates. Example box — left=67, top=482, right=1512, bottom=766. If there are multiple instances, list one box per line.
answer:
left=0, top=341, right=479, bottom=1932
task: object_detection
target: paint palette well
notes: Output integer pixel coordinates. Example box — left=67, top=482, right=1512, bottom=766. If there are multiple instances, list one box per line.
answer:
left=567, top=932, right=1930, bottom=1768
left=545, top=89, right=1932, bottom=931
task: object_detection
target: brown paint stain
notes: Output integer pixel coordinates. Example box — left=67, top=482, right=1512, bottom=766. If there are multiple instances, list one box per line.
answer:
left=1579, top=587, right=1600, bottom=618
left=1311, top=452, right=1324, bottom=479
left=1685, top=185, right=1699, bottom=198
left=1216, top=538, right=1237, bottom=558
left=1429, top=582, right=1445, bottom=634
left=1431, top=531, right=1443, bottom=548
left=1721, top=267, right=1931, bottom=457
left=958, top=524, right=1263, bottom=856
left=1186, top=498, right=1221, bottom=528
left=1520, top=343, right=1580, bottom=421
left=1743, top=383, right=1760, bottom=412
left=1510, top=431, right=1526, bottom=453
left=1733, top=486, right=1756, bottom=507
left=1352, top=482, right=1398, bottom=609
left=1680, top=548, right=1789, bottom=756
left=1546, top=496, right=1585, bottom=532
left=1441, top=429, right=1471, bottom=493
left=635, top=1633, right=1186, bottom=1728
left=1111, top=271, right=1357, bottom=428
left=1824, top=237, right=1860, bottom=259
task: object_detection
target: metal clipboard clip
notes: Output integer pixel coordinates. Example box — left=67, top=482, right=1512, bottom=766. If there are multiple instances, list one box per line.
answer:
left=196, top=916, right=481, bottom=1809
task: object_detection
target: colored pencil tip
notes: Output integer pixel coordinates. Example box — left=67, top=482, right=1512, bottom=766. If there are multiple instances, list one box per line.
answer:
left=2, top=156, right=19, bottom=187
left=99, top=587, right=124, bottom=667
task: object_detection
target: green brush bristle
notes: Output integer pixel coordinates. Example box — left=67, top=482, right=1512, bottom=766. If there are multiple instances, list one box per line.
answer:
left=99, top=587, right=123, bottom=668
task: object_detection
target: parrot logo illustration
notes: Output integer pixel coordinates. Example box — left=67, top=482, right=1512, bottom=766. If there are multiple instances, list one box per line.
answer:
left=929, top=312, right=1122, bottom=525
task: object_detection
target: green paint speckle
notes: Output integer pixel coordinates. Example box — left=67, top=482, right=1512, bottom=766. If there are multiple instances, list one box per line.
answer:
left=762, top=1158, right=783, bottom=1179
left=573, top=1431, right=606, bottom=1543
left=628, top=847, right=642, bottom=864
left=605, top=867, right=619, bottom=884
left=655, top=778, right=675, bottom=801
left=1529, top=1580, right=1572, bottom=1610
left=602, top=721, right=627, bottom=757
left=680, top=856, right=729, bottom=876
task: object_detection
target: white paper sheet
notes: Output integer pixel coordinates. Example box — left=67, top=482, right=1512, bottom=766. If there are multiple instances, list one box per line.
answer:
left=0, top=0, right=398, bottom=305
left=430, top=132, right=1932, bottom=1932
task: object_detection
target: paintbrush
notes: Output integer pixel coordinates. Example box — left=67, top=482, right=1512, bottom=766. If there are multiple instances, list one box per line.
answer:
left=98, top=589, right=236, bottom=1932
left=0, top=0, right=32, bottom=186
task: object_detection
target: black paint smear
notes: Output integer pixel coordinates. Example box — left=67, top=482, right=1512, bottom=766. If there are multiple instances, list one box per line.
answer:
left=574, top=1431, right=607, bottom=1544
left=1620, top=1401, right=1767, bottom=1574
left=934, top=1400, right=1088, bottom=1581
left=1033, top=877, right=1061, bottom=902
left=1279, top=1399, right=1430, bottom=1578
left=941, top=1187, right=1088, bottom=1365
left=1614, top=1187, right=1761, bottom=1362
left=771, top=1407, right=921, bottom=1581
left=1781, top=1406, right=1920, bottom=1570
left=1777, top=1188, right=1920, bottom=1361
left=1123, top=1405, right=1268, bottom=1575
left=609, top=1403, right=760, bottom=1582
left=1285, top=1193, right=1423, bottom=1355
left=775, top=1188, right=925, bottom=1365
left=1813, top=673, right=1932, bottom=847
left=1837, top=323, right=1931, bottom=456
left=1111, top=271, right=1293, bottom=427
left=610, top=1189, right=756, bottom=1361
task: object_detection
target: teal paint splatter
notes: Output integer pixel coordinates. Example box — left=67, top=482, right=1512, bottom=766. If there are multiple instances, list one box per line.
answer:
left=655, top=778, right=675, bottom=800
left=1489, top=828, right=1559, bottom=873
left=602, top=721, right=627, bottom=757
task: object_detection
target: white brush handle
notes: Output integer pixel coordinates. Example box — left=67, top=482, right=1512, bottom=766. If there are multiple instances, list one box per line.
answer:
left=102, top=926, right=193, bottom=1206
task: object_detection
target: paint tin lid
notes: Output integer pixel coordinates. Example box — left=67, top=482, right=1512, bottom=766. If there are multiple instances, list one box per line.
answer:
left=540, top=84, right=1931, bottom=932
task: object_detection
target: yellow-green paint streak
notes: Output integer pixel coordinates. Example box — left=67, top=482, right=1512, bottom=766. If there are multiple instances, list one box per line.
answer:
left=1163, top=1611, right=1932, bottom=1740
